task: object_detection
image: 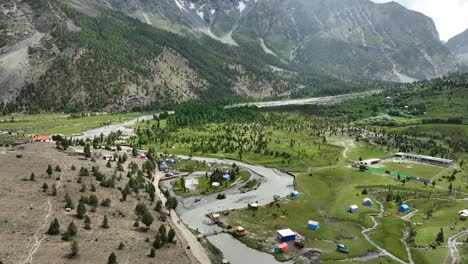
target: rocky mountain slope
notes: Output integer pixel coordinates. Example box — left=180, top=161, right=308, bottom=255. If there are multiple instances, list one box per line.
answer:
left=0, top=0, right=462, bottom=112
left=446, top=28, right=468, bottom=62
left=74, top=0, right=458, bottom=82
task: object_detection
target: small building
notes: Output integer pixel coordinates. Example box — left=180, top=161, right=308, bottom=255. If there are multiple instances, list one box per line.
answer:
left=398, top=204, right=410, bottom=213
left=307, top=220, right=320, bottom=230
left=212, top=182, right=221, bottom=187
left=458, top=209, right=468, bottom=220
left=234, top=226, right=246, bottom=236
left=210, top=213, right=220, bottom=223
left=274, top=242, right=288, bottom=253
left=347, top=205, right=359, bottom=213
left=31, top=135, right=52, bottom=142
left=394, top=152, right=453, bottom=167
left=362, top=198, right=373, bottom=206
left=291, top=191, right=300, bottom=198
left=223, top=174, right=230, bottom=181
left=277, top=228, right=296, bottom=242
left=359, top=159, right=381, bottom=166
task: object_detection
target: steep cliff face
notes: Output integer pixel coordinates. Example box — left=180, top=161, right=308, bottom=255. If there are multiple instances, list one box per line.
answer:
left=0, top=0, right=460, bottom=112
left=446, top=28, right=468, bottom=62
left=82, top=0, right=455, bottom=81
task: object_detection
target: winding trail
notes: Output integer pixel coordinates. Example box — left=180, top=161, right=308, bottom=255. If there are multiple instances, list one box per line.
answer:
left=153, top=170, right=211, bottom=264
left=448, top=230, right=468, bottom=264
left=361, top=198, right=410, bottom=264
left=20, top=151, right=67, bottom=264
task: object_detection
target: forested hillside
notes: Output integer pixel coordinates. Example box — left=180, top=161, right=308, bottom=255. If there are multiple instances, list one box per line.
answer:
left=0, top=0, right=396, bottom=113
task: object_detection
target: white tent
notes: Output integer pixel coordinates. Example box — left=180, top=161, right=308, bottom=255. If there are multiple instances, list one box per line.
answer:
left=347, top=204, right=359, bottom=213
left=459, top=209, right=468, bottom=219
left=212, top=182, right=220, bottom=187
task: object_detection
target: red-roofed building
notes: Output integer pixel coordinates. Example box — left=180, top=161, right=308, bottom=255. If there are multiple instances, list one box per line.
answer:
left=31, top=135, right=52, bottom=142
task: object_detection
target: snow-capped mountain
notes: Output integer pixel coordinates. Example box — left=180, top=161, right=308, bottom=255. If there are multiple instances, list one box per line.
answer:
left=70, top=0, right=458, bottom=81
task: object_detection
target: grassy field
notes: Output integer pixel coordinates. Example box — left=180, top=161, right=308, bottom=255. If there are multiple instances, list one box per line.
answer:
left=222, top=166, right=404, bottom=261
left=140, top=123, right=342, bottom=173
left=404, top=199, right=467, bottom=246
left=0, top=112, right=145, bottom=138
left=369, top=218, right=409, bottom=262
left=373, top=160, right=446, bottom=179
left=172, top=170, right=250, bottom=197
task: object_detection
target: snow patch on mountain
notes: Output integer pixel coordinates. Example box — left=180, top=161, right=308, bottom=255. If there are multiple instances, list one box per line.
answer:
left=174, top=0, right=187, bottom=13
left=238, top=2, right=246, bottom=13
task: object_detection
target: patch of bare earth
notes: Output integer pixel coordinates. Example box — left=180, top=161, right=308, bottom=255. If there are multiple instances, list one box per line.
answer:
left=0, top=144, right=192, bottom=264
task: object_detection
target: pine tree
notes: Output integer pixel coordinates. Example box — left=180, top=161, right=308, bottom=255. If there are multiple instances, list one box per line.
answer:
left=107, top=160, right=112, bottom=168
left=70, top=240, right=78, bottom=258
left=159, top=224, right=168, bottom=243
left=30, top=173, right=35, bottom=181
left=47, top=165, right=53, bottom=176
left=154, top=201, right=162, bottom=212
left=47, top=218, right=60, bottom=235
left=118, top=242, right=124, bottom=250
left=141, top=211, right=153, bottom=229
left=65, top=192, right=75, bottom=209
left=436, top=228, right=444, bottom=243
left=107, top=252, right=117, bottom=264
left=77, top=201, right=86, bottom=219
left=101, top=214, right=109, bottom=228
left=84, top=144, right=91, bottom=159
left=67, top=221, right=77, bottom=236
left=84, top=215, right=91, bottom=230
left=149, top=248, right=155, bottom=258
left=42, top=183, right=49, bottom=192
left=168, top=228, right=175, bottom=243
left=153, top=233, right=162, bottom=249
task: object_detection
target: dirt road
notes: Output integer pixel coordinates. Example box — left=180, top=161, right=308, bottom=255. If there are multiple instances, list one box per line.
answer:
left=153, top=170, right=211, bottom=264
left=448, top=230, right=468, bottom=264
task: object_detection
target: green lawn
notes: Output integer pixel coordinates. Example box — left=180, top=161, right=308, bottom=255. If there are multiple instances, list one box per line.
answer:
left=404, top=199, right=468, bottom=246
left=222, top=167, right=407, bottom=261
left=373, top=160, right=445, bottom=179
left=0, top=112, right=145, bottom=137
left=369, top=218, right=409, bottom=262
left=172, top=170, right=250, bottom=197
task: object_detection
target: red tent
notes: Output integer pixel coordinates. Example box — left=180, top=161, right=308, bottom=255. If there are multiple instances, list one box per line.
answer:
left=31, top=135, right=52, bottom=142
left=278, top=242, right=288, bottom=252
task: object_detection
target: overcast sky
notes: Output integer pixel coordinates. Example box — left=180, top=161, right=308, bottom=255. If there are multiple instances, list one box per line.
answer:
left=370, top=0, right=468, bottom=41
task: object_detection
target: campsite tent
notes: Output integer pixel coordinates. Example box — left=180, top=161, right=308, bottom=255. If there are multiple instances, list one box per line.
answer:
left=160, top=162, right=168, bottom=169
left=235, top=226, right=246, bottom=236
left=307, top=220, right=320, bottom=230
left=362, top=198, right=373, bottom=206
left=31, top=135, right=52, bottom=142
left=274, top=243, right=288, bottom=253
left=458, top=209, right=468, bottom=220
left=223, top=174, right=230, bottom=181
left=291, top=191, right=300, bottom=198
left=398, top=204, right=410, bottom=213
left=212, top=182, right=221, bottom=187
left=277, top=229, right=296, bottom=242
left=347, top=205, right=359, bottom=213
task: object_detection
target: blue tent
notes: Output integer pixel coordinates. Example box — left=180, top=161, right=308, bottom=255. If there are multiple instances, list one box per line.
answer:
left=362, top=198, right=373, bottom=206
left=277, top=229, right=296, bottom=242
left=223, top=174, right=230, bottom=181
left=398, top=204, right=410, bottom=213
left=307, top=220, right=320, bottom=230
left=291, top=191, right=300, bottom=198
